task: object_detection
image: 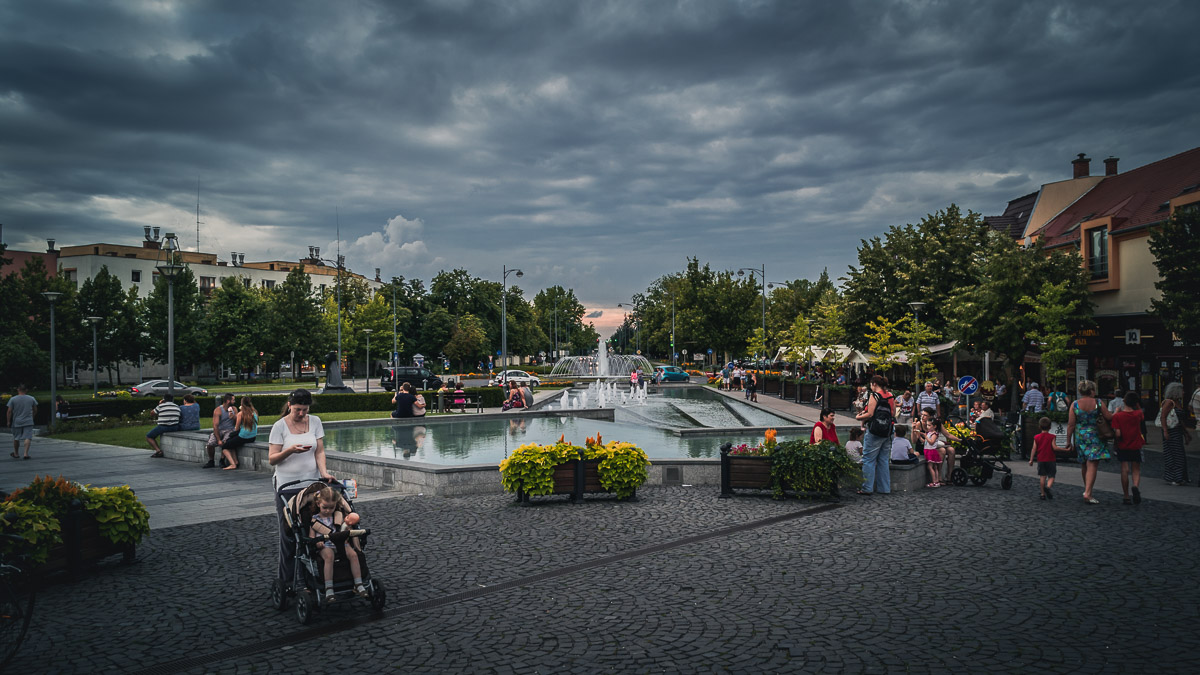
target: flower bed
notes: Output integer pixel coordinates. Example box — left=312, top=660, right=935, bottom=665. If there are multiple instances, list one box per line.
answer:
left=499, top=435, right=650, bottom=503
left=0, top=475, right=149, bottom=580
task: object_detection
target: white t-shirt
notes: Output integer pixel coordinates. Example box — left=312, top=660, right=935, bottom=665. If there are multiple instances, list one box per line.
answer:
left=845, top=440, right=863, bottom=463
left=1191, top=387, right=1200, bottom=419
left=890, top=436, right=915, bottom=460
left=268, top=415, right=326, bottom=489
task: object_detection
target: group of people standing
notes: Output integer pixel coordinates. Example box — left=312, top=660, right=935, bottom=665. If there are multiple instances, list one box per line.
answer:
left=719, top=365, right=759, bottom=403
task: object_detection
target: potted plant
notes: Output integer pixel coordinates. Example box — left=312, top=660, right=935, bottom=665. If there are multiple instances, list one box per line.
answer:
left=499, top=435, right=650, bottom=503
left=825, top=385, right=855, bottom=410
left=581, top=435, right=650, bottom=500
left=3, top=475, right=149, bottom=578
left=721, top=431, right=860, bottom=500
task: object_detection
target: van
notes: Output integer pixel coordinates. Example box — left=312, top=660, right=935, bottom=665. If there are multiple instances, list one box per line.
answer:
left=380, top=367, right=442, bottom=392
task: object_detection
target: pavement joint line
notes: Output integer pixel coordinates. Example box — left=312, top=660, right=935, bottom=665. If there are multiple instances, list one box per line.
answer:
left=129, top=500, right=843, bottom=675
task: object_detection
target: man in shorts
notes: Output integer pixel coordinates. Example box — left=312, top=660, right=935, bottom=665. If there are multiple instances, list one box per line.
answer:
left=6, top=384, right=38, bottom=460
left=146, top=394, right=181, bottom=458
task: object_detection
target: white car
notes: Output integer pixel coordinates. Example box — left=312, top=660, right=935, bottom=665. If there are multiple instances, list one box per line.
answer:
left=491, top=370, right=541, bottom=387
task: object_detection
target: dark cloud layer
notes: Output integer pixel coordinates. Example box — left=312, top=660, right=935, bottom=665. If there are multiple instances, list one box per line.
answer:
left=2, top=0, right=1198, bottom=317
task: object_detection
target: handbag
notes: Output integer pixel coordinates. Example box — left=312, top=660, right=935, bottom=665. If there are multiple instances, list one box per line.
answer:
left=1095, top=410, right=1115, bottom=440
left=1156, top=407, right=1178, bottom=429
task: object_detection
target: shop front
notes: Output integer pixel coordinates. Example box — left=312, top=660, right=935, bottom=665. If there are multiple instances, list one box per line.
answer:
left=1074, top=314, right=1198, bottom=409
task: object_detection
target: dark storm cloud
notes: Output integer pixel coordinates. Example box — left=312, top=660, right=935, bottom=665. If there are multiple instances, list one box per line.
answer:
left=2, top=0, right=1198, bottom=311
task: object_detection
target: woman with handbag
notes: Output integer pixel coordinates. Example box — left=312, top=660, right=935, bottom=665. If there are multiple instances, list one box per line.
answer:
left=1066, top=380, right=1114, bottom=504
left=1160, top=382, right=1192, bottom=486
left=854, top=375, right=895, bottom=496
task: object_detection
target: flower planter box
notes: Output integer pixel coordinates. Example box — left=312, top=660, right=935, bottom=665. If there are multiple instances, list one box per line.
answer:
left=719, top=445, right=840, bottom=500
left=516, top=457, right=636, bottom=503
left=41, top=505, right=135, bottom=581
left=783, top=379, right=797, bottom=400
left=798, top=383, right=818, bottom=403
left=763, top=378, right=781, bottom=395
left=826, top=388, right=854, bottom=410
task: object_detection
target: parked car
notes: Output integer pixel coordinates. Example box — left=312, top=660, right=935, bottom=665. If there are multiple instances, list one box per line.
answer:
left=380, top=367, right=443, bottom=392
left=654, top=366, right=691, bottom=382
left=129, top=380, right=209, bottom=398
left=491, top=370, right=541, bottom=387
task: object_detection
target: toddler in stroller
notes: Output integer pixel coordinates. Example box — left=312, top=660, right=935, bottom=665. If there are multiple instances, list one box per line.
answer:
left=270, top=479, right=386, bottom=624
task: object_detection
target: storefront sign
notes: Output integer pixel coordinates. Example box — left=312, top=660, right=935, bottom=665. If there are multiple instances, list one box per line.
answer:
left=1125, top=329, right=1141, bottom=345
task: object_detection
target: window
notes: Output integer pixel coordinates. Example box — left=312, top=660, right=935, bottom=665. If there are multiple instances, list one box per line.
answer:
left=131, top=270, right=142, bottom=283
left=263, top=279, right=275, bottom=290
left=242, top=277, right=251, bottom=288
left=200, top=276, right=216, bottom=292
left=1088, top=228, right=1108, bottom=280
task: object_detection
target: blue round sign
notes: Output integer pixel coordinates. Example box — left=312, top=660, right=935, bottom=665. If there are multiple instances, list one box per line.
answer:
left=957, top=375, right=979, bottom=396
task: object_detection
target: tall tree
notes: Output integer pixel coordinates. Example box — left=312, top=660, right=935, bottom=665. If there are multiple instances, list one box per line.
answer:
left=444, top=313, right=487, bottom=371
left=203, top=277, right=268, bottom=375
left=1149, top=208, right=1200, bottom=345
left=77, top=266, right=128, bottom=382
left=1020, top=281, right=1082, bottom=394
left=142, top=264, right=206, bottom=375
left=267, top=265, right=331, bottom=372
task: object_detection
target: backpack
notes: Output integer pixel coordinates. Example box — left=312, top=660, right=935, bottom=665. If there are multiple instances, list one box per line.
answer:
left=867, top=392, right=894, bottom=437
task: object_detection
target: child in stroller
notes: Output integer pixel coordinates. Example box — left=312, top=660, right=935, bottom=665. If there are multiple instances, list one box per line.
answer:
left=310, top=485, right=367, bottom=601
left=271, top=479, right=386, bottom=624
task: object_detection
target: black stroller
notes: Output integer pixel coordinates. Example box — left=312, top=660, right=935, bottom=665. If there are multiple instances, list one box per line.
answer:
left=947, top=418, right=1014, bottom=490
left=269, top=479, right=387, bottom=624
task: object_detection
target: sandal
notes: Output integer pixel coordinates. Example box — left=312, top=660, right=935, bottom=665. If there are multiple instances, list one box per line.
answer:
left=150, top=451, right=164, bottom=458
left=9, top=452, right=18, bottom=459
left=855, top=489, right=873, bottom=496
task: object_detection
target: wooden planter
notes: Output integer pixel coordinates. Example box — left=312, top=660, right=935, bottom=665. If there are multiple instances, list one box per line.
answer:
left=783, top=379, right=797, bottom=400
left=826, top=388, right=854, bottom=410
left=42, top=503, right=135, bottom=581
left=719, top=444, right=840, bottom=500
left=516, top=456, right=637, bottom=503
left=798, top=383, right=818, bottom=403
left=763, top=378, right=781, bottom=395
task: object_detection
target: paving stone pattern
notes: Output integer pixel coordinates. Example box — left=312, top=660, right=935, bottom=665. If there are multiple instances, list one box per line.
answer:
left=15, top=478, right=1200, bottom=674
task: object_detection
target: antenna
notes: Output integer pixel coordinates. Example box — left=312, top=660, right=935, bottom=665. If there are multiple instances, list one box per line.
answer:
left=195, top=178, right=204, bottom=253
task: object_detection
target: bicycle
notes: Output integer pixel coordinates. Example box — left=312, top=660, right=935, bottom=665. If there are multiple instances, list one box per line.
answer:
left=0, top=522, right=36, bottom=671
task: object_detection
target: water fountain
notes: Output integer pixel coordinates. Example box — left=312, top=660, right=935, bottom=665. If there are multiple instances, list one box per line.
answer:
left=548, top=346, right=654, bottom=382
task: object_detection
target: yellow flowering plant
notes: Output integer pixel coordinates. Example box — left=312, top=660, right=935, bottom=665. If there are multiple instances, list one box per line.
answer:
left=499, top=438, right=582, bottom=497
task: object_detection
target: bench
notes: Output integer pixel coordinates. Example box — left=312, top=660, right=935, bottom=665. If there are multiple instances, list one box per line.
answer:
left=63, top=402, right=105, bottom=421
left=433, top=393, right=483, bottom=413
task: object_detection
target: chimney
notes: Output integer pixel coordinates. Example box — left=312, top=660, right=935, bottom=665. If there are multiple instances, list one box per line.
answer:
left=231, top=252, right=239, bottom=267
left=144, top=226, right=152, bottom=241
left=1104, top=156, right=1119, bottom=176
left=375, top=267, right=381, bottom=281
left=46, top=239, right=56, bottom=252
left=1072, top=153, right=1091, bottom=179
left=239, top=253, right=245, bottom=266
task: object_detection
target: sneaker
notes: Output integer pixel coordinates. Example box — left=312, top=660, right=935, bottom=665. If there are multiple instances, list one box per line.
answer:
left=1132, top=486, right=1141, bottom=505
left=1039, top=494, right=1046, bottom=500
left=202, top=460, right=215, bottom=469
left=325, top=589, right=336, bottom=603
left=1044, top=487, right=1053, bottom=500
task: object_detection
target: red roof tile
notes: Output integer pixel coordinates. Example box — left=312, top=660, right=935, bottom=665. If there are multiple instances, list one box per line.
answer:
left=1038, top=146, right=1200, bottom=247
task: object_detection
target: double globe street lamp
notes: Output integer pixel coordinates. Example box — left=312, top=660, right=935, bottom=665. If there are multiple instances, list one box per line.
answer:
left=87, top=316, right=102, bottom=399
left=41, top=291, right=63, bottom=429
left=155, top=232, right=184, bottom=400
left=500, top=265, right=523, bottom=384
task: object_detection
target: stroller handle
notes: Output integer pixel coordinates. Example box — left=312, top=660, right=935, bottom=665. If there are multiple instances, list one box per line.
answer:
left=275, top=477, right=337, bottom=494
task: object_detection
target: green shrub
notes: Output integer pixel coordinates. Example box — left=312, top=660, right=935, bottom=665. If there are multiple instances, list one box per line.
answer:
left=768, top=440, right=861, bottom=499
left=3, top=475, right=151, bottom=558
left=584, top=440, right=650, bottom=499
left=0, top=501, right=62, bottom=565
left=499, top=440, right=582, bottom=496
left=83, top=485, right=150, bottom=546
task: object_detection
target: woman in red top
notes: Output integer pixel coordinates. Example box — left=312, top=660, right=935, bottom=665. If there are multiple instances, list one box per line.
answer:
left=1111, top=391, right=1146, bottom=505
left=810, top=408, right=839, bottom=445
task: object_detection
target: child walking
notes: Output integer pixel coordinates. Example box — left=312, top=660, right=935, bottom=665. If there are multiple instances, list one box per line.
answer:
left=1111, top=391, right=1146, bottom=505
left=309, top=486, right=368, bottom=601
left=1029, top=417, right=1066, bottom=500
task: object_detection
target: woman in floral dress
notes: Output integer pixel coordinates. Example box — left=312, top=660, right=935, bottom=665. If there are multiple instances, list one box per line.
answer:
left=1067, top=380, right=1113, bottom=504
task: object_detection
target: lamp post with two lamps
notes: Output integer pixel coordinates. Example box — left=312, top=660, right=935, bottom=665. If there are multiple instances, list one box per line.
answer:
left=362, top=329, right=373, bottom=393
left=41, top=291, right=63, bottom=429
left=500, top=265, right=523, bottom=384
left=736, top=266, right=770, bottom=367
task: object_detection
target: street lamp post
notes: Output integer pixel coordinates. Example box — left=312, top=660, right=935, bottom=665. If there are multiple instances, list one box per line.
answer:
left=392, top=284, right=398, bottom=376
left=363, top=329, right=373, bottom=394
left=501, top=265, right=523, bottom=384
left=87, top=316, right=102, bottom=398
left=155, top=233, right=184, bottom=400
left=737, top=265, right=767, bottom=365
left=908, top=301, right=927, bottom=387
left=42, top=291, right=63, bottom=429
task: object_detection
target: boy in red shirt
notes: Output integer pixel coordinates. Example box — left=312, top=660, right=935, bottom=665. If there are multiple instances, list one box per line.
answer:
left=1028, top=417, right=1065, bottom=500
left=1111, top=391, right=1145, bottom=505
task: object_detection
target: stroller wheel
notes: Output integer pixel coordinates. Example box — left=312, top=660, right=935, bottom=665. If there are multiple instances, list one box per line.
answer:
left=270, top=579, right=289, bottom=611
left=295, top=590, right=315, bottom=625
left=950, top=468, right=968, bottom=487
left=370, top=580, right=387, bottom=611
left=1001, top=474, right=1013, bottom=490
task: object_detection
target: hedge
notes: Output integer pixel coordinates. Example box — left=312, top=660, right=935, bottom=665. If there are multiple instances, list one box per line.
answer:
left=32, top=387, right=507, bottom=425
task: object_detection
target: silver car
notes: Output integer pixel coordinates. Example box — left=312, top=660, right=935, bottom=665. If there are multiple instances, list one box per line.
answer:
left=490, top=370, right=541, bottom=387
left=129, top=380, right=209, bottom=398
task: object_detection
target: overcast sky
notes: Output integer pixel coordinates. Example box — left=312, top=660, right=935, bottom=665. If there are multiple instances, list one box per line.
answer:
left=3, top=0, right=1198, bottom=336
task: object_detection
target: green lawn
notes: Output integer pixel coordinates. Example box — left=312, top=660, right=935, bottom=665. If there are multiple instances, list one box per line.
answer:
left=47, top=409, right=446, bottom=450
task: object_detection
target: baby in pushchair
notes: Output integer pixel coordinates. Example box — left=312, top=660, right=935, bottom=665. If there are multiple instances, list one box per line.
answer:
left=271, top=479, right=386, bottom=623
left=310, top=484, right=367, bottom=601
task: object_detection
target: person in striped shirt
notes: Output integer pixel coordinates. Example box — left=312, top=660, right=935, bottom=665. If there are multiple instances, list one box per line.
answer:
left=146, top=394, right=182, bottom=458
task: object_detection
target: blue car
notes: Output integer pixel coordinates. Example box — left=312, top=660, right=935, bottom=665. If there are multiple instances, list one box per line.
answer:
left=655, top=366, right=691, bottom=382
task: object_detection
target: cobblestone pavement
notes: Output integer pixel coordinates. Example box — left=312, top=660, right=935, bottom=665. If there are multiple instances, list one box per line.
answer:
left=14, top=475, right=1200, bottom=674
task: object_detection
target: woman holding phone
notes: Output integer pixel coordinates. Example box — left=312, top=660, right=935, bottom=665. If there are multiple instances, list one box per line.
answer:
left=268, top=388, right=335, bottom=584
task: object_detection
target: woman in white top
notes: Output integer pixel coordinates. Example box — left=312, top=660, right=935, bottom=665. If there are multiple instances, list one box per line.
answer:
left=268, top=389, right=335, bottom=584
